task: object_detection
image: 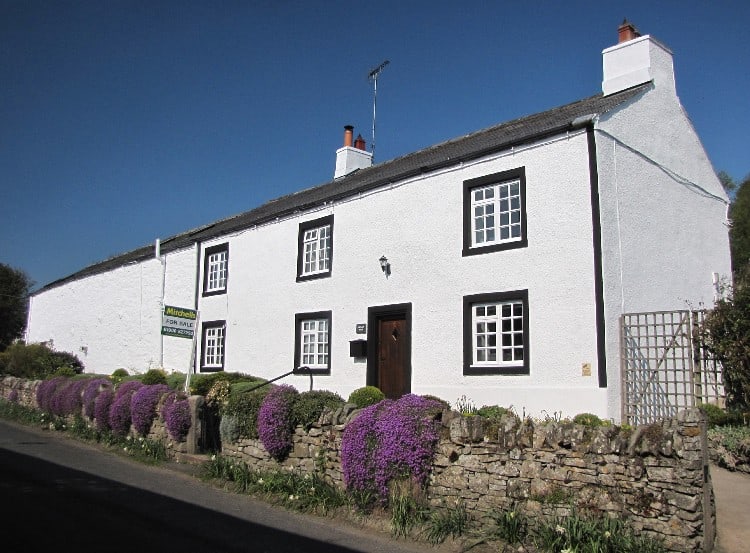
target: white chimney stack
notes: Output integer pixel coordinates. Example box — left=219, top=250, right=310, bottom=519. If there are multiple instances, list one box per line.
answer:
left=334, top=125, right=373, bottom=179
left=602, top=20, right=676, bottom=97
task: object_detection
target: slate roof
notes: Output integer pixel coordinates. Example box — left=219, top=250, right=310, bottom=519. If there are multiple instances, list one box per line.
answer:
left=38, top=84, right=648, bottom=293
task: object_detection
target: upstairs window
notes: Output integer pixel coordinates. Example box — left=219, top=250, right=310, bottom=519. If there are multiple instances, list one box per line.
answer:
left=294, top=311, right=332, bottom=373
left=203, top=243, right=228, bottom=296
left=463, top=168, right=527, bottom=256
left=201, top=320, right=226, bottom=372
left=297, top=215, right=333, bottom=282
left=463, top=290, right=529, bottom=375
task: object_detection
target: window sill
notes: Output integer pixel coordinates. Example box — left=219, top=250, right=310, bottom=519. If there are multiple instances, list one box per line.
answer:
left=463, top=365, right=529, bottom=376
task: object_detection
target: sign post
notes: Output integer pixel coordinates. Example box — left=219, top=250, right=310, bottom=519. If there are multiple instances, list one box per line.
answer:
left=159, top=305, right=199, bottom=394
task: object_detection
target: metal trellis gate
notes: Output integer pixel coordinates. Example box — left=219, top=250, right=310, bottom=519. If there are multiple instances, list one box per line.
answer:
left=621, top=310, right=725, bottom=426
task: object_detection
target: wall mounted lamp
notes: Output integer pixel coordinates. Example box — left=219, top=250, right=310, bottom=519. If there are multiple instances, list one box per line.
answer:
left=379, top=255, right=391, bottom=278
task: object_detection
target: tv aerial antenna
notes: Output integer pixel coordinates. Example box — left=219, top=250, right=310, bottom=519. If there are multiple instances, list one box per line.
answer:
left=368, top=60, right=389, bottom=162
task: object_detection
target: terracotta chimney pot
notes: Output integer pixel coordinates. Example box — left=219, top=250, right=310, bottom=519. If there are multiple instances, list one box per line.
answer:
left=618, top=19, right=640, bottom=43
left=354, top=134, right=366, bottom=151
left=343, top=125, right=354, bottom=147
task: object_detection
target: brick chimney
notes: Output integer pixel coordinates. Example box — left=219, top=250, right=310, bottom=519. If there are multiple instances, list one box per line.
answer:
left=617, top=19, right=640, bottom=43
left=334, top=125, right=373, bottom=179
left=602, top=20, right=676, bottom=96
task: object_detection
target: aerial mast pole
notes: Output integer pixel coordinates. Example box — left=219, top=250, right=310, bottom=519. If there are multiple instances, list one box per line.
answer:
left=368, top=60, right=389, bottom=163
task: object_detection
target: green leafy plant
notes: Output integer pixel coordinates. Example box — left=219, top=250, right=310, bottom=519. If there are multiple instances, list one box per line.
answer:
left=220, top=385, right=271, bottom=441
left=489, top=504, right=527, bottom=545
left=291, top=390, right=344, bottom=430
left=347, top=385, right=384, bottom=408
left=424, top=500, right=470, bottom=544
left=389, top=477, right=428, bottom=538
left=534, top=511, right=666, bottom=553
left=0, top=342, right=84, bottom=379
left=702, top=267, right=750, bottom=410
left=110, top=368, right=129, bottom=385
left=573, top=412, right=604, bottom=427
left=141, top=368, right=168, bottom=385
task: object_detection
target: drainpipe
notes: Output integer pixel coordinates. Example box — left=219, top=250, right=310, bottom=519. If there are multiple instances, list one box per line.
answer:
left=156, top=239, right=165, bottom=367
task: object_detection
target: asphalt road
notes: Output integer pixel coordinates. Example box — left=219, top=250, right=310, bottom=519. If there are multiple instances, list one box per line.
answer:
left=0, top=419, right=448, bottom=553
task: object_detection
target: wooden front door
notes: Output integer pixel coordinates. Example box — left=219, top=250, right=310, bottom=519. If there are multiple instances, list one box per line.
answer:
left=368, top=304, right=411, bottom=399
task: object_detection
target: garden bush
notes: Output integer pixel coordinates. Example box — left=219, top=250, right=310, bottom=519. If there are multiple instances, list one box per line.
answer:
left=189, top=372, right=250, bottom=397
left=219, top=385, right=270, bottom=442
left=258, top=384, right=298, bottom=460
left=36, top=376, right=67, bottom=414
left=141, top=368, right=168, bottom=385
left=572, top=412, right=605, bottom=427
left=291, top=390, right=344, bottom=429
left=0, top=342, right=84, bottom=379
left=347, top=385, right=385, bottom=408
left=341, top=394, right=444, bottom=505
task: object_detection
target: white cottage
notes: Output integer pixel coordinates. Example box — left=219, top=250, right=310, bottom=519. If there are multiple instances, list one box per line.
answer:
left=26, top=23, right=731, bottom=421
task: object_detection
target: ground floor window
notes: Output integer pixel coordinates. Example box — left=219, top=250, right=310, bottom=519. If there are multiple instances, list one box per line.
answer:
left=294, top=311, right=331, bottom=373
left=201, top=320, right=225, bottom=372
left=463, top=290, right=529, bottom=375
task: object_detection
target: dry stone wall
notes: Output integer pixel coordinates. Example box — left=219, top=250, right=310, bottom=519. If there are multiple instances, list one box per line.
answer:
left=221, top=405, right=714, bottom=553
left=0, top=376, right=714, bottom=552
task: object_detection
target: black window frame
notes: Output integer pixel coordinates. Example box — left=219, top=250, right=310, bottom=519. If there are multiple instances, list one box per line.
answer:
left=294, top=310, right=332, bottom=375
left=296, top=215, right=334, bottom=282
left=202, top=243, right=229, bottom=297
left=200, top=319, right=226, bottom=373
left=463, top=290, right=529, bottom=375
left=462, top=167, right=528, bottom=257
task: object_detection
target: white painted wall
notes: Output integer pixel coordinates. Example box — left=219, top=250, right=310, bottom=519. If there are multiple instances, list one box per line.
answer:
left=194, top=131, right=605, bottom=418
left=26, top=246, right=197, bottom=375
left=596, top=62, right=732, bottom=419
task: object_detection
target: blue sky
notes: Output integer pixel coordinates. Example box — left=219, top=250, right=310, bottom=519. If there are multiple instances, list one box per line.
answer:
left=2, top=1, right=748, bottom=291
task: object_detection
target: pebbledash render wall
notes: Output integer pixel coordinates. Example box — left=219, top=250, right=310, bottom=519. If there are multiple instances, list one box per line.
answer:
left=0, top=376, right=715, bottom=553
left=200, top=131, right=605, bottom=416
left=26, top=246, right=197, bottom=375
left=595, top=35, right=732, bottom=418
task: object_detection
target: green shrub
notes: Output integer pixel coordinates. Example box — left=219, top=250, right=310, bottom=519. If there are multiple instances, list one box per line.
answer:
left=0, top=342, right=84, bottom=379
left=477, top=404, right=517, bottom=440
left=53, top=366, right=78, bottom=378
left=111, top=368, right=129, bottom=384
left=189, top=372, right=250, bottom=396
left=347, top=386, right=385, bottom=408
left=573, top=412, right=604, bottom=427
left=698, top=403, right=745, bottom=427
left=141, top=368, right=168, bottom=385
left=221, top=386, right=271, bottom=440
left=291, top=390, right=345, bottom=429
left=166, top=372, right=187, bottom=390
left=229, top=379, right=267, bottom=397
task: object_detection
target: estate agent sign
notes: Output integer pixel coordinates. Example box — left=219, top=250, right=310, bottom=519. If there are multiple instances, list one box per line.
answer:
left=161, top=305, right=197, bottom=339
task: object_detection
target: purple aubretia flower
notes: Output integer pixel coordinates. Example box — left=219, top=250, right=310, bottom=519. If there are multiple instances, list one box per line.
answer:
left=341, top=394, right=443, bottom=504
left=94, top=387, right=114, bottom=432
left=108, top=380, right=143, bottom=436
left=258, top=384, right=298, bottom=461
left=131, top=384, right=171, bottom=436
left=82, top=378, right=111, bottom=420
left=162, top=391, right=191, bottom=442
